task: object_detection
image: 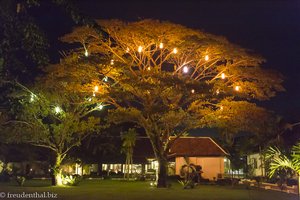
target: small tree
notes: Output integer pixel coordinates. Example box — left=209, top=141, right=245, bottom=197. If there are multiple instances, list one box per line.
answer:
left=61, top=19, right=284, bottom=187
left=121, top=128, right=137, bottom=180
left=266, top=143, right=300, bottom=198
left=1, top=60, right=106, bottom=186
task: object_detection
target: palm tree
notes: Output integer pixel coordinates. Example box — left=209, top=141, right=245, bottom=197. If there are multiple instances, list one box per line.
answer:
left=121, top=128, right=137, bottom=180
left=266, top=143, right=300, bottom=199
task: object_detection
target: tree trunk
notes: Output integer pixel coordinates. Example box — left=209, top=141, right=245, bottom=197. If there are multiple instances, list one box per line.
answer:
left=157, top=156, right=168, bottom=188
left=52, top=153, right=64, bottom=186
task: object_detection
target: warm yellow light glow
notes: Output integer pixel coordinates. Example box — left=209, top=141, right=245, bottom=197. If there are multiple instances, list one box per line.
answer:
left=216, top=89, right=220, bottom=94
left=147, top=66, right=151, bottom=71
left=183, top=66, right=189, bottom=73
left=138, top=46, right=143, bottom=53
left=126, top=47, right=129, bottom=53
left=54, top=106, right=62, bottom=114
left=88, top=98, right=92, bottom=102
left=205, top=55, right=209, bottom=61
left=103, top=76, right=108, bottom=82
left=220, top=106, right=224, bottom=110
left=84, top=49, right=89, bottom=57
left=92, top=92, right=96, bottom=97
left=173, top=48, right=178, bottom=54
left=235, top=86, right=240, bottom=91
left=191, top=89, right=195, bottom=94
left=110, top=59, right=114, bottom=65
left=30, top=93, right=36, bottom=102
left=159, top=43, right=164, bottom=49
left=221, top=73, right=226, bottom=79
left=98, top=104, right=104, bottom=110
left=94, top=86, right=99, bottom=92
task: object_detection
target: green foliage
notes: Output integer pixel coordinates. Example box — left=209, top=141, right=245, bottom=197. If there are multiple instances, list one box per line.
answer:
left=0, top=0, right=49, bottom=80
left=178, top=179, right=195, bottom=189
left=265, top=143, right=300, bottom=178
left=62, top=174, right=82, bottom=186
left=16, top=176, right=26, bottom=186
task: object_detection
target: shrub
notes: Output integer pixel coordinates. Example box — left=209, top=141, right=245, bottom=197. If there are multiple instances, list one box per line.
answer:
left=62, top=175, right=82, bottom=186
left=16, top=176, right=26, bottom=186
left=178, top=180, right=195, bottom=189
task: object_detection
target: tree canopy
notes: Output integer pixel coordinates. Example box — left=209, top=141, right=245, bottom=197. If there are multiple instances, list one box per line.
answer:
left=60, top=19, right=284, bottom=187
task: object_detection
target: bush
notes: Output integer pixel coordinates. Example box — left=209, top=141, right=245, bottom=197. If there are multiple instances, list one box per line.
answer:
left=216, top=178, right=239, bottom=186
left=63, top=175, right=82, bottom=186
left=178, top=180, right=195, bottom=189
left=16, top=176, right=26, bottom=186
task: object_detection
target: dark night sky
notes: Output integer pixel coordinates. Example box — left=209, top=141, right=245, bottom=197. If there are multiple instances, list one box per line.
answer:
left=36, top=0, right=300, bottom=120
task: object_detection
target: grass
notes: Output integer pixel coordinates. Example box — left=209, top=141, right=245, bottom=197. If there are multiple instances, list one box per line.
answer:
left=0, top=179, right=298, bottom=200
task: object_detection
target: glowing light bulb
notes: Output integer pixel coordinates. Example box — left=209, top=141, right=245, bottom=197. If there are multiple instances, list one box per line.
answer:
left=191, top=89, right=195, bottom=94
left=183, top=66, right=189, bottom=73
left=98, top=104, right=104, bottom=110
left=126, top=47, right=129, bottom=53
left=110, top=59, right=114, bottom=65
left=94, top=86, right=99, bottom=92
left=30, top=93, right=35, bottom=102
left=221, top=73, right=226, bottom=79
left=159, top=43, right=164, bottom=49
left=205, top=55, right=209, bottom=61
left=92, top=92, right=96, bottom=97
left=147, top=67, right=151, bottom=71
left=103, top=76, right=108, bottom=82
left=84, top=49, right=89, bottom=57
left=54, top=106, right=62, bottom=114
left=88, top=98, right=92, bottom=102
left=173, top=48, right=178, bottom=54
left=216, top=89, right=220, bottom=94
left=235, top=86, right=240, bottom=91
left=220, top=106, right=224, bottom=110
left=138, top=46, right=143, bottom=53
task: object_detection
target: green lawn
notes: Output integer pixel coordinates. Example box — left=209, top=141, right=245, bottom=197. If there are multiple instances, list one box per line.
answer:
left=0, top=179, right=297, bottom=200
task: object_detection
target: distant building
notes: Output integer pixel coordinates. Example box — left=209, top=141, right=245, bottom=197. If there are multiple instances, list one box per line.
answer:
left=61, top=137, right=228, bottom=181
left=2, top=137, right=229, bottom=181
left=169, top=137, right=228, bottom=180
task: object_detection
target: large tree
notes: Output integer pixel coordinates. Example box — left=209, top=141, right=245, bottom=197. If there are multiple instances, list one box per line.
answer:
left=61, top=19, right=284, bottom=187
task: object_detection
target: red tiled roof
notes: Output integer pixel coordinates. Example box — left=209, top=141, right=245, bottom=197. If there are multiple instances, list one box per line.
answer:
left=168, top=137, right=228, bottom=157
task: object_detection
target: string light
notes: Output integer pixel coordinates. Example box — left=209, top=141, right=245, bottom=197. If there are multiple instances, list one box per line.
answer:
left=221, top=73, right=226, bottom=79
left=94, top=86, right=99, bottom=92
left=183, top=66, right=189, bottom=73
left=159, top=43, right=164, bottom=49
left=205, top=55, right=209, bottom=61
left=138, top=46, right=143, bottom=53
left=88, top=98, right=92, bottom=102
left=173, top=48, right=178, bottom=54
left=216, top=89, right=220, bottom=94
left=147, top=67, right=151, bottom=71
left=54, top=106, right=62, bottom=114
left=30, top=93, right=36, bottom=102
left=103, top=76, right=108, bottom=82
left=235, top=86, right=240, bottom=91
left=220, top=106, right=224, bottom=110
left=110, top=59, right=114, bottom=65
left=126, top=47, right=130, bottom=53
left=92, top=92, right=96, bottom=97
left=84, top=49, right=89, bottom=57
left=191, top=89, right=195, bottom=94
left=98, top=104, right=104, bottom=110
